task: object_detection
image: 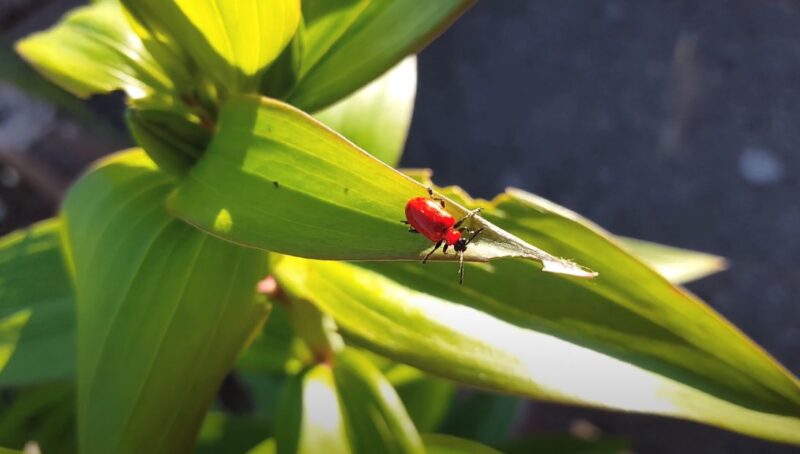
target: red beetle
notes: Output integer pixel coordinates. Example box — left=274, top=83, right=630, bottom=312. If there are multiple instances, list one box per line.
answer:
left=403, top=187, right=483, bottom=284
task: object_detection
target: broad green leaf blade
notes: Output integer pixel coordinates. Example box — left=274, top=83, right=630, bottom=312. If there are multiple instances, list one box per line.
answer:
left=0, top=448, right=22, bottom=454
left=313, top=57, right=416, bottom=166
left=121, top=0, right=301, bottom=92
left=287, top=0, right=475, bottom=112
left=333, top=349, right=425, bottom=454
left=169, top=95, right=593, bottom=278
left=0, top=219, right=74, bottom=386
left=422, top=434, right=501, bottom=454
left=276, top=365, right=349, bottom=454
left=63, top=150, right=271, bottom=453
left=619, top=237, right=727, bottom=285
left=15, top=1, right=173, bottom=102
left=272, top=187, right=800, bottom=444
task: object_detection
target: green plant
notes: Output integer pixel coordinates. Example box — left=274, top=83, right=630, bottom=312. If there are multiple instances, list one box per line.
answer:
left=0, top=0, right=797, bottom=452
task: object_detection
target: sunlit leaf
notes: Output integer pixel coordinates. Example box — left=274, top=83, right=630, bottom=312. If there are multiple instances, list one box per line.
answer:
left=313, top=57, right=416, bottom=166
left=0, top=219, right=74, bottom=386
left=15, top=1, right=175, bottom=103
left=273, top=187, right=800, bottom=444
left=288, top=0, right=475, bottom=112
left=121, top=0, right=301, bottom=92
left=619, top=237, right=727, bottom=285
left=169, top=95, right=593, bottom=278
left=62, top=149, right=271, bottom=453
left=386, top=365, right=455, bottom=433
left=276, top=365, right=349, bottom=454
left=333, top=349, right=424, bottom=453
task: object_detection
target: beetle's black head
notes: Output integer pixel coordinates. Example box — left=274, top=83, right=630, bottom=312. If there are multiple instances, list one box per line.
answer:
left=454, top=238, right=468, bottom=252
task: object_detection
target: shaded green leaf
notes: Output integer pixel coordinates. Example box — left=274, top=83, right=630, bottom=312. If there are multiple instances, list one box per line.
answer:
left=422, top=434, right=501, bottom=454
left=272, top=187, right=800, bottom=444
left=441, top=392, right=519, bottom=447
left=169, top=95, right=593, bottom=278
left=15, top=1, right=175, bottom=103
left=196, top=411, right=272, bottom=454
left=333, top=349, right=425, bottom=454
left=313, top=57, right=416, bottom=166
left=387, top=366, right=455, bottom=433
left=288, top=0, right=475, bottom=112
left=0, top=219, right=74, bottom=386
left=619, top=237, right=727, bottom=285
left=121, top=0, right=301, bottom=92
left=126, top=108, right=211, bottom=177
left=501, top=434, right=630, bottom=454
left=0, top=384, right=76, bottom=454
left=62, top=150, right=271, bottom=453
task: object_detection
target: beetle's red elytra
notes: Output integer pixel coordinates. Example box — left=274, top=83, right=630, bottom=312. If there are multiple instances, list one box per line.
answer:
left=403, top=187, right=483, bottom=284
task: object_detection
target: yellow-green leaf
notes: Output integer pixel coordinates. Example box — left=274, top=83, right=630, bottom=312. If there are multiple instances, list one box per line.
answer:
left=121, top=0, right=301, bottom=92
left=288, top=0, right=475, bottom=112
left=16, top=1, right=174, bottom=102
left=272, top=187, right=800, bottom=444
left=619, top=237, right=727, bottom=285
left=63, top=149, right=271, bottom=453
left=313, top=57, right=417, bottom=166
left=168, top=95, right=593, bottom=278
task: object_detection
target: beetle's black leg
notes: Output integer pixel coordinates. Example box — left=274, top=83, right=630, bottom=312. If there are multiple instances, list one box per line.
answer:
left=458, top=250, right=465, bottom=285
left=401, top=220, right=409, bottom=224
left=443, top=243, right=449, bottom=254
left=422, top=240, right=443, bottom=264
left=427, top=186, right=446, bottom=208
left=408, top=227, right=418, bottom=233
left=454, top=208, right=481, bottom=229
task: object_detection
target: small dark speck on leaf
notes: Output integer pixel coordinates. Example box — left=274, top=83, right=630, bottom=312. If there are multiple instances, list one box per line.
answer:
left=273, top=181, right=279, bottom=188
left=344, top=187, right=349, bottom=194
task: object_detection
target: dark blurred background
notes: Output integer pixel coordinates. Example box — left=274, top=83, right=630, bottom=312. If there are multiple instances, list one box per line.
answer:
left=2, top=1, right=799, bottom=452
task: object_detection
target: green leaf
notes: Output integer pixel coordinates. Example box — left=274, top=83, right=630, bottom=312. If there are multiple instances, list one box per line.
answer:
left=272, top=187, right=800, bottom=444
left=121, top=0, right=301, bottom=92
left=15, top=1, right=175, bottom=102
left=126, top=108, right=211, bottom=177
left=421, top=434, right=501, bottom=454
left=287, top=0, right=475, bottom=112
left=169, top=95, right=593, bottom=278
left=501, top=435, right=630, bottom=454
left=237, top=303, right=307, bottom=375
left=619, top=237, right=727, bottom=285
left=0, top=384, right=76, bottom=454
left=0, top=219, right=74, bottom=386
left=313, top=57, right=416, bottom=166
left=62, top=149, right=271, bottom=453
left=0, top=449, right=22, bottom=454
left=196, top=411, right=272, bottom=454
left=388, top=366, right=455, bottom=433
left=333, top=349, right=425, bottom=453
left=441, top=393, right=519, bottom=447
left=276, top=365, right=349, bottom=454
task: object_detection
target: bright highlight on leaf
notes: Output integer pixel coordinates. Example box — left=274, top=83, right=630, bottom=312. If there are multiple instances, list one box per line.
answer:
left=169, top=94, right=594, bottom=278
